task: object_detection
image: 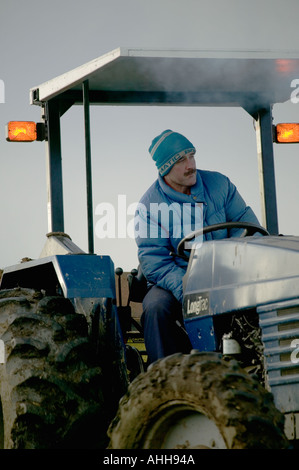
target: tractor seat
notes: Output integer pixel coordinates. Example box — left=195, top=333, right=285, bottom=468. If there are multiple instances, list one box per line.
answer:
left=127, top=265, right=148, bottom=303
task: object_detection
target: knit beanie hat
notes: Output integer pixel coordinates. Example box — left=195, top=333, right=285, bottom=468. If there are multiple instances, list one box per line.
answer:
left=149, top=130, right=196, bottom=176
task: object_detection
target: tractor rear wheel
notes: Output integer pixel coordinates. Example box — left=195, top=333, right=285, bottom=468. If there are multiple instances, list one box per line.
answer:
left=108, top=351, right=289, bottom=449
left=0, top=287, right=109, bottom=449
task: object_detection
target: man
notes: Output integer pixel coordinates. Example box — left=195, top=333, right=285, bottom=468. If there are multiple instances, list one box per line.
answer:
left=135, top=129, right=262, bottom=364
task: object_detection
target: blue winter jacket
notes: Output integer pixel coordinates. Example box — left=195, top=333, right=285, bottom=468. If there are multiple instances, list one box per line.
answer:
left=135, top=169, right=261, bottom=303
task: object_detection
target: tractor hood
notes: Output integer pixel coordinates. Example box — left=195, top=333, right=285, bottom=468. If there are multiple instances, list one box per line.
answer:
left=183, top=235, right=299, bottom=318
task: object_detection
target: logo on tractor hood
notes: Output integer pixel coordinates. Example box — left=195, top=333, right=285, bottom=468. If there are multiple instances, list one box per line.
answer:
left=183, top=292, right=210, bottom=317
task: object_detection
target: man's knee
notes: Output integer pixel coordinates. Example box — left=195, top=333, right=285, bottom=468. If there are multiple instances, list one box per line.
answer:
left=143, top=286, right=179, bottom=317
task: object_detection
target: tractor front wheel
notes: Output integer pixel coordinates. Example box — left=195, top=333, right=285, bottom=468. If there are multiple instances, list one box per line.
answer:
left=108, top=351, right=289, bottom=449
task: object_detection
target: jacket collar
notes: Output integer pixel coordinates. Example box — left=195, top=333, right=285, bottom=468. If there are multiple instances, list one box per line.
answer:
left=158, top=170, right=206, bottom=203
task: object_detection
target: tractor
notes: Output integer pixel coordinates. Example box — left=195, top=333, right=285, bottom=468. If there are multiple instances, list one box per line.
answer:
left=2, top=48, right=299, bottom=449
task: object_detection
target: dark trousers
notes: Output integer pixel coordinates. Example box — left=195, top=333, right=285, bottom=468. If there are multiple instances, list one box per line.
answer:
left=141, top=285, right=192, bottom=364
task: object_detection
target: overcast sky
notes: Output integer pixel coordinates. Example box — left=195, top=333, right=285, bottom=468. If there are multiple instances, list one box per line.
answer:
left=1, top=0, right=299, bottom=271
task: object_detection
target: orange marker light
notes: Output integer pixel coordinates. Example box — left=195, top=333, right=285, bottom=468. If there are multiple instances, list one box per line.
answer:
left=275, top=123, right=299, bottom=143
left=6, top=121, right=37, bottom=142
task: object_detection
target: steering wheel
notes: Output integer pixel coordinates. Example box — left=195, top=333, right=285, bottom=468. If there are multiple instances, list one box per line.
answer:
left=177, top=221, right=269, bottom=258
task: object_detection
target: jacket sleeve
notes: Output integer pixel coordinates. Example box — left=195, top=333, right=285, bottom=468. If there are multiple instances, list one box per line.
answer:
left=135, top=202, right=186, bottom=303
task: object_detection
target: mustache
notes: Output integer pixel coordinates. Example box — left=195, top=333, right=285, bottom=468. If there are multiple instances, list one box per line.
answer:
left=184, top=169, right=196, bottom=177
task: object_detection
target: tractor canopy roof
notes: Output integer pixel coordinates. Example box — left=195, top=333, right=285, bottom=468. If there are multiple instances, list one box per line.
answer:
left=30, top=48, right=299, bottom=116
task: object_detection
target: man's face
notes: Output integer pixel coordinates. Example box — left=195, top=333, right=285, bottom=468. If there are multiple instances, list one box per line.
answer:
left=164, top=152, right=197, bottom=193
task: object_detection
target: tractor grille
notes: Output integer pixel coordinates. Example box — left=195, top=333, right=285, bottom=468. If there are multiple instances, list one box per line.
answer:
left=258, top=299, right=299, bottom=413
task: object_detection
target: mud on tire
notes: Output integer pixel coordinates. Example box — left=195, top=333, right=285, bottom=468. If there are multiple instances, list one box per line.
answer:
left=108, top=351, right=289, bottom=449
left=0, top=287, right=107, bottom=449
